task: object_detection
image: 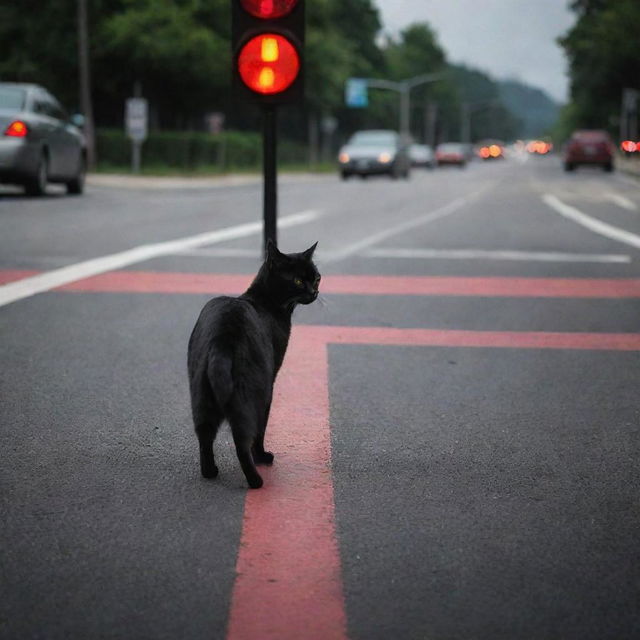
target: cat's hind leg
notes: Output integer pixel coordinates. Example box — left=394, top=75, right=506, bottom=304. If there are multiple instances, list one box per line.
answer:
left=196, top=419, right=222, bottom=479
left=228, top=404, right=263, bottom=489
left=190, top=380, right=223, bottom=479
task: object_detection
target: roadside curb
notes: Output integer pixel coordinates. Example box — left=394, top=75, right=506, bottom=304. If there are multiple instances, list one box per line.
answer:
left=86, top=172, right=333, bottom=190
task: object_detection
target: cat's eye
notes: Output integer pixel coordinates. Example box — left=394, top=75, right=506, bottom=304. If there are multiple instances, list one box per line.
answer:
left=293, top=277, right=304, bottom=287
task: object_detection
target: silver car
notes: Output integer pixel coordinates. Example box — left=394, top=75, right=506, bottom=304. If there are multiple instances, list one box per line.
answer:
left=338, top=130, right=411, bottom=180
left=0, top=83, right=86, bottom=195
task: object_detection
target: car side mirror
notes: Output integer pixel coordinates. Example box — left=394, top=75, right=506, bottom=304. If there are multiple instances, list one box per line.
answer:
left=70, top=114, right=85, bottom=128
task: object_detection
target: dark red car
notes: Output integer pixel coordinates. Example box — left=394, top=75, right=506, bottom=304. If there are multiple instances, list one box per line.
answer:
left=435, top=143, right=467, bottom=167
left=564, top=130, right=614, bottom=172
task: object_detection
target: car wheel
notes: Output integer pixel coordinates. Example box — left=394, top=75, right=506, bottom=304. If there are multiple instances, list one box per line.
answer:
left=25, top=152, right=48, bottom=196
left=564, top=162, right=575, bottom=172
left=603, top=162, right=613, bottom=172
left=67, top=153, right=86, bottom=194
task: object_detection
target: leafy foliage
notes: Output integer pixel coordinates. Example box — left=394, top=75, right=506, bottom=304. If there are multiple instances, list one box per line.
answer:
left=559, top=0, right=640, bottom=137
left=0, top=0, right=556, bottom=148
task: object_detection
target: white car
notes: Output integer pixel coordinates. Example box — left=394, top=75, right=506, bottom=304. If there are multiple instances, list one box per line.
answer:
left=408, top=143, right=435, bottom=168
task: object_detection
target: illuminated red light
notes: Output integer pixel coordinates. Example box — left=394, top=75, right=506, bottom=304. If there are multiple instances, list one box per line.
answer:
left=4, top=120, right=28, bottom=137
left=237, top=33, right=300, bottom=94
left=621, top=140, right=637, bottom=152
left=479, top=147, right=490, bottom=158
left=240, top=0, right=298, bottom=18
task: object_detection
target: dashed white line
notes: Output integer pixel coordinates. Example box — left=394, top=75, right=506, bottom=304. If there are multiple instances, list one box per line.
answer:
left=0, top=210, right=320, bottom=308
left=172, top=248, right=259, bottom=258
left=605, top=193, right=638, bottom=211
left=362, top=247, right=631, bottom=263
left=542, top=194, right=640, bottom=251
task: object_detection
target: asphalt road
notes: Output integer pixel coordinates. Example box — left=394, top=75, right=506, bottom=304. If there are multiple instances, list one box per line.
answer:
left=1, top=156, right=639, bottom=640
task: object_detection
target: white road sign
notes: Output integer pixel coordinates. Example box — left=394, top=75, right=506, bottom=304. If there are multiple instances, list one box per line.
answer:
left=125, top=98, right=148, bottom=142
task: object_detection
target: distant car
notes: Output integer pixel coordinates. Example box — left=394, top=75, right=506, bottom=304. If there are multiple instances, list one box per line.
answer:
left=477, top=140, right=505, bottom=160
left=0, top=82, right=86, bottom=195
left=338, top=130, right=411, bottom=179
left=564, top=130, right=614, bottom=172
left=408, top=143, right=435, bottom=168
left=435, top=142, right=467, bottom=167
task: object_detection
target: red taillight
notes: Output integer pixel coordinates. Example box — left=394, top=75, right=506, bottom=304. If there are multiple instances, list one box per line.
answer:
left=237, top=33, right=300, bottom=94
left=4, top=120, right=28, bottom=137
left=240, top=0, right=298, bottom=18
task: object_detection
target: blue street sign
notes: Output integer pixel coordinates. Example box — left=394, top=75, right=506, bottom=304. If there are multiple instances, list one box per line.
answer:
left=345, top=78, right=368, bottom=108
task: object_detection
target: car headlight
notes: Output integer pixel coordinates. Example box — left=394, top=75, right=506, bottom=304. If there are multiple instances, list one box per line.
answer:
left=338, top=152, right=350, bottom=163
left=378, top=152, right=392, bottom=163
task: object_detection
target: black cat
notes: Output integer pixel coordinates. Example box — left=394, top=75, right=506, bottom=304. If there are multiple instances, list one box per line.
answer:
left=187, top=240, right=320, bottom=489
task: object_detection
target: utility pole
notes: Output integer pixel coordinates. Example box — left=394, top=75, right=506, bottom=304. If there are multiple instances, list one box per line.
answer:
left=460, top=102, right=471, bottom=144
left=77, top=0, right=96, bottom=168
left=460, top=100, right=500, bottom=142
left=620, top=88, right=639, bottom=142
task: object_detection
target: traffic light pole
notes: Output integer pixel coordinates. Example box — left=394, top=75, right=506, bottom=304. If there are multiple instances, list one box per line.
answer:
left=263, top=105, right=278, bottom=254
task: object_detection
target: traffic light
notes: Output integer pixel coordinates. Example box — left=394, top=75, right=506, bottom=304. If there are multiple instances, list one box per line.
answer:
left=232, top=0, right=305, bottom=104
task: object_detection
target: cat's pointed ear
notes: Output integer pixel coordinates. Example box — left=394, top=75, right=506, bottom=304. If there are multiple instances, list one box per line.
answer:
left=302, top=241, right=318, bottom=261
left=266, top=239, right=285, bottom=267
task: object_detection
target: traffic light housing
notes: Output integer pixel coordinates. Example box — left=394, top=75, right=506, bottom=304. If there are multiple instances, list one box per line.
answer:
left=232, top=0, right=305, bottom=104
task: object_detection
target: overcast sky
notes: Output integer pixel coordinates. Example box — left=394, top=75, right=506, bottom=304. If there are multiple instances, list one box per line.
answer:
left=374, top=0, right=576, bottom=103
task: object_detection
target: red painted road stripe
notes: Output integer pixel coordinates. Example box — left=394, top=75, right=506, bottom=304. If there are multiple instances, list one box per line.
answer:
left=299, top=325, right=640, bottom=352
left=227, top=330, right=347, bottom=640
left=226, top=323, right=639, bottom=639
left=55, top=271, right=640, bottom=298
left=0, top=270, right=39, bottom=286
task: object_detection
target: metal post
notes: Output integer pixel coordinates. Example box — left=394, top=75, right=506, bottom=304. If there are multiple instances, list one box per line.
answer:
left=132, top=141, right=141, bottom=174
left=461, top=102, right=471, bottom=144
left=263, top=106, right=278, bottom=254
left=77, top=0, right=96, bottom=168
left=426, top=102, right=438, bottom=147
left=620, top=89, right=628, bottom=143
left=400, top=86, right=410, bottom=139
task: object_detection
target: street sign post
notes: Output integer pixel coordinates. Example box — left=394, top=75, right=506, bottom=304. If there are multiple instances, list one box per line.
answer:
left=125, top=97, right=148, bottom=173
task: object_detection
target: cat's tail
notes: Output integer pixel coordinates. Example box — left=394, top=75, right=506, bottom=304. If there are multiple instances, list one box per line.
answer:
left=207, top=347, right=234, bottom=408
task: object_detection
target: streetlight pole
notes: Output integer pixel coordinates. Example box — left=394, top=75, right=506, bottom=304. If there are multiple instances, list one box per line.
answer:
left=77, top=0, right=96, bottom=168
left=363, top=73, right=443, bottom=139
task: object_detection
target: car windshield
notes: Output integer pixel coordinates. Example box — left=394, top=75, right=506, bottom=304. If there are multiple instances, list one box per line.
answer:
left=0, top=87, right=26, bottom=111
left=350, top=132, right=396, bottom=146
left=438, top=144, right=463, bottom=153
left=573, top=131, right=609, bottom=142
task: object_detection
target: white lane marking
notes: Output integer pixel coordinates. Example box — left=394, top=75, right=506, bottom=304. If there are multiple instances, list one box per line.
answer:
left=542, top=194, right=640, bottom=251
left=605, top=193, right=638, bottom=211
left=362, top=247, right=631, bottom=264
left=0, top=210, right=320, bottom=308
left=324, top=182, right=497, bottom=263
left=171, top=248, right=259, bottom=258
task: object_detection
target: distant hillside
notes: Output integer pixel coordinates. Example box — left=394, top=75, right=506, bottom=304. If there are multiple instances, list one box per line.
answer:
left=498, top=80, right=560, bottom=139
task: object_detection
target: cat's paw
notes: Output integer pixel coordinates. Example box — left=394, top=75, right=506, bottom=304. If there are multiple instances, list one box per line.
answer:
left=247, top=473, right=264, bottom=489
left=254, top=451, right=274, bottom=466
left=201, top=464, right=219, bottom=479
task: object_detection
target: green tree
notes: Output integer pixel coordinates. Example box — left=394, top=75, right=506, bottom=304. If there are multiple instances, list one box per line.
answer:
left=559, top=0, right=640, bottom=135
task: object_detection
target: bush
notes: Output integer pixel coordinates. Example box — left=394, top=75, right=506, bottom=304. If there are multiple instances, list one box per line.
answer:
left=95, top=129, right=308, bottom=172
